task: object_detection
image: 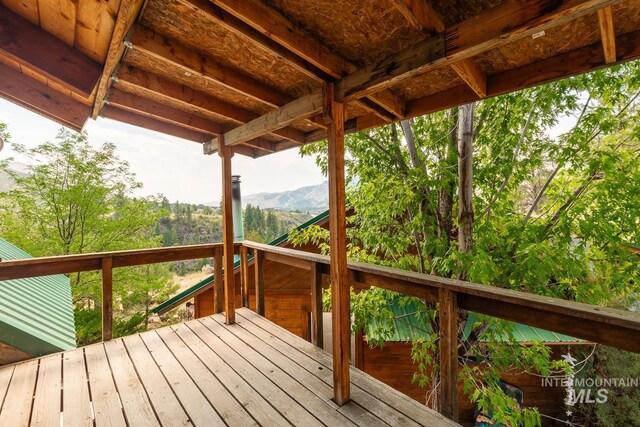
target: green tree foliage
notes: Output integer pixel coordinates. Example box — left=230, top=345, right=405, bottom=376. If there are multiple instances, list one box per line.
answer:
left=291, top=62, right=640, bottom=425
left=244, top=204, right=286, bottom=242
left=0, top=129, right=176, bottom=343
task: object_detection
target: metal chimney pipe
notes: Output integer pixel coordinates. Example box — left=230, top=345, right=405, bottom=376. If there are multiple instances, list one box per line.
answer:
left=231, top=175, right=244, bottom=242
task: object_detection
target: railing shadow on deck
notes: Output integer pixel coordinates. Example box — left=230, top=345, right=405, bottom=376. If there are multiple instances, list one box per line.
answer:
left=1, top=239, right=638, bottom=422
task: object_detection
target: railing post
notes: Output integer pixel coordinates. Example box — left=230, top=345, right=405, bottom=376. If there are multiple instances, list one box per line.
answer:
left=219, top=138, right=236, bottom=325
left=439, top=288, right=458, bottom=421
left=310, top=261, right=323, bottom=348
left=325, top=82, right=350, bottom=405
left=240, top=245, right=249, bottom=308
left=253, top=248, right=265, bottom=316
left=213, top=247, right=224, bottom=314
left=101, top=256, right=113, bottom=341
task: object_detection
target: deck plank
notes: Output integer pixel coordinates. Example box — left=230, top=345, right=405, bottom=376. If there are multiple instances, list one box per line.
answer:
left=169, top=323, right=291, bottom=426
left=155, top=326, right=257, bottom=426
left=201, top=316, right=356, bottom=427
left=137, top=330, right=225, bottom=426
left=119, top=335, right=191, bottom=427
left=0, top=364, right=14, bottom=411
left=103, top=339, right=161, bottom=427
left=237, top=308, right=458, bottom=426
left=85, top=344, right=127, bottom=427
left=188, top=319, right=325, bottom=427
left=62, top=348, right=92, bottom=426
left=209, top=314, right=387, bottom=427
left=31, top=354, right=62, bottom=427
left=0, top=359, right=38, bottom=426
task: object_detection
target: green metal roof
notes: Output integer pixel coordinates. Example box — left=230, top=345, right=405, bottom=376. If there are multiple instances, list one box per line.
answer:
left=152, top=209, right=330, bottom=314
left=0, top=238, right=77, bottom=356
left=369, top=298, right=583, bottom=343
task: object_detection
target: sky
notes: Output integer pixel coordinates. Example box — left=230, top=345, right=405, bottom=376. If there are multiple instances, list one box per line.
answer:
left=0, top=98, right=325, bottom=205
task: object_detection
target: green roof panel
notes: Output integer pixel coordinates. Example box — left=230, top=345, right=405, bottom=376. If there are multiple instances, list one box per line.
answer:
left=0, top=238, right=77, bottom=356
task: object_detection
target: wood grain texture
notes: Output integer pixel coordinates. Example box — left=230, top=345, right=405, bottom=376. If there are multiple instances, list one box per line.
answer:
left=0, top=62, right=91, bottom=131
left=254, top=249, right=265, bottom=316
left=0, top=5, right=101, bottom=97
left=326, top=83, right=351, bottom=405
left=92, top=0, right=145, bottom=118
left=219, top=140, right=236, bottom=324
left=439, top=289, right=458, bottom=421
left=102, top=256, right=114, bottom=341
left=390, top=0, right=445, bottom=33
left=598, top=6, right=617, bottom=64
left=107, top=89, right=223, bottom=135
left=311, top=261, right=324, bottom=348
left=214, top=246, right=224, bottom=313
left=450, top=59, right=486, bottom=98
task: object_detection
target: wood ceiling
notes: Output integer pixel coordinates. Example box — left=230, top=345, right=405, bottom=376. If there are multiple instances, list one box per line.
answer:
left=0, top=0, right=639, bottom=157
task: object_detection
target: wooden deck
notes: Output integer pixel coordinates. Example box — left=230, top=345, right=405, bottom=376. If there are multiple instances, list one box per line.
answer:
left=0, top=308, right=457, bottom=426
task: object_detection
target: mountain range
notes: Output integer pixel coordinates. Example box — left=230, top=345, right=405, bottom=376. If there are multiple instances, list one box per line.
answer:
left=206, top=182, right=328, bottom=212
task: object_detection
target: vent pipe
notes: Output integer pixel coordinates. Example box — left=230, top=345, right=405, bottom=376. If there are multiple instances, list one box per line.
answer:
left=231, top=175, right=244, bottom=242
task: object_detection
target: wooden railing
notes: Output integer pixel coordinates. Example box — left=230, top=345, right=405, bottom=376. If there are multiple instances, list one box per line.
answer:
left=0, top=243, right=239, bottom=340
left=2, top=240, right=639, bottom=422
left=242, top=240, right=640, bottom=420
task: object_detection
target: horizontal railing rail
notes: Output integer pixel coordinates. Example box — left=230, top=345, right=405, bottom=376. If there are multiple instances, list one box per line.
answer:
left=2, top=239, right=638, bottom=421
left=0, top=243, right=241, bottom=340
left=242, top=240, right=640, bottom=354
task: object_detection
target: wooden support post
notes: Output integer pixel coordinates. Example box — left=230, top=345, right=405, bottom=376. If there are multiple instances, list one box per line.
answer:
left=325, top=83, right=350, bottom=406
left=219, top=138, right=236, bottom=325
left=310, top=261, right=324, bottom=348
left=439, top=288, right=458, bottom=421
left=101, top=256, right=114, bottom=341
left=253, top=249, right=265, bottom=316
left=240, top=245, right=249, bottom=308
left=213, top=247, right=224, bottom=314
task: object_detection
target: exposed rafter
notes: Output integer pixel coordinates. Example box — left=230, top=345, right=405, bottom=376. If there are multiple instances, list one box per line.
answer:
left=116, top=66, right=308, bottom=144
left=207, top=0, right=406, bottom=118
left=597, top=7, right=617, bottom=64
left=206, top=0, right=625, bottom=154
left=450, top=59, right=487, bottom=98
left=0, top=62, right=91, bottom=131
left=337, top=0, right=623, bottom=103
left=92, top=0, right=145, bottom=118
left=107, top=89, right=223, bottom=135
left=0, top=6, right=101, bottom=98
left=389, top=0, right=445, bottom=33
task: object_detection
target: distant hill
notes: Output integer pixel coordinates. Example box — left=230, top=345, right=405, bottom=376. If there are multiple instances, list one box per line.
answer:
left=206, top=182, right=328, bottom=212
left=0, top=162, right=28, bottom=192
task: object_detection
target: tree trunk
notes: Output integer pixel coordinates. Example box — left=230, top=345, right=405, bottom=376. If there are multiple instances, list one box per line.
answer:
left=458, top=103, right=474, bottom=279
left=438, top=108, right=458, bottom=244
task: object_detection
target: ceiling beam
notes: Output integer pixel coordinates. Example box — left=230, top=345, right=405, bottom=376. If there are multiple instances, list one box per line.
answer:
left=116, top=66, right=308, bottom=144
left=0, top=62, right=91, bottom=131
left=128, top=25, right=291, bottom=108
left=389, top=0, right=445, bottom=33
left=450, top=58, right=487, bottom=98
left=0, top=5, right=102, bottom=98
left=207, top=0, right=405, bottom=118
left=106, top=89, right=223, bottom=135
left=102, top=106, right=211, bottom=142
left=597, top=7, right=617, bottom=64
left=92, top=0, right=145, bottom=118
left=205, top=92, right=324, bottom=153
left=337, top=0, right=623, bottom=103
left=302, top=28, right=640, bottom=145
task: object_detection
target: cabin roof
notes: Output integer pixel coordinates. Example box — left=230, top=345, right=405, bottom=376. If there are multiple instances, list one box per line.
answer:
left=152, top=209, right=330, bottom=314
left=0, top=238, right=76, bottom=357
left=367, top=297, right=585, bottom=344
left=1, top=1, right=639, bottom=157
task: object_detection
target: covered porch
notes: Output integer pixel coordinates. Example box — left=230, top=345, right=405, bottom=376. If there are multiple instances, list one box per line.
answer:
left=1, top=0, right=640, bottom=424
